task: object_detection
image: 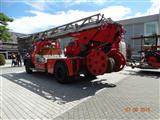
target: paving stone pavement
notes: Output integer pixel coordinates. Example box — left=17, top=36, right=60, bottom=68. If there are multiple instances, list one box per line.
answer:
left=55, top=70, right=160, bottom=120
left=0, top=65, right=128, bottom=120
left=0, top=64, right=160, bottom=120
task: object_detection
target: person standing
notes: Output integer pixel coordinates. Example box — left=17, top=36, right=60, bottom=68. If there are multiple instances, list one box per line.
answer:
left=16, top=53, right=22, bottom=67
left=11, top=53, right=16, bottom=67
left=140, top=50, right=145, bottom=65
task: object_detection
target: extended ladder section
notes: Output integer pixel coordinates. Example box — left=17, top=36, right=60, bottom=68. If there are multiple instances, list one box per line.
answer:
left=32, top=13, right=113, bottom=41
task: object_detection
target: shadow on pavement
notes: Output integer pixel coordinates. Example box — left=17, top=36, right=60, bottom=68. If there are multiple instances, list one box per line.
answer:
left=2, top=72, right=116, bottom=104
left=123, top=69, right=160, bottom=79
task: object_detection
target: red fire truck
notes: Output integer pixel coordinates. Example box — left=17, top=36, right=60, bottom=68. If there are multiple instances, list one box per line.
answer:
left=131, top=34, right=160, bottom=69
left=24, top=14, right=126, bottom=83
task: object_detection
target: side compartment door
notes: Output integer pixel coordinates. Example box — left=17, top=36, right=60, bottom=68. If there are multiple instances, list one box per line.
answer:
left=35, top=55, right=46, bottom=71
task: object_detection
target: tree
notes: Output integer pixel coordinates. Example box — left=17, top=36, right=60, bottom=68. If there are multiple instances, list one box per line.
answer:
left=0, top=12, right=13, bottom=42
left=0, top=54, right=5, bottom=65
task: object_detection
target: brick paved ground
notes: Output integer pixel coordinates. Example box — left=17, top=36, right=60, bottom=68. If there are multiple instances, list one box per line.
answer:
left=55, top=70, right=160, bottom=120
left=0, top=61, right=160, bottom=120
left=0, top=62, right=127, bottom=120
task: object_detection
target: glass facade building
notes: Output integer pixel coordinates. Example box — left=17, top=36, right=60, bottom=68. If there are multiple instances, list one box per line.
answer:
left=118, top=14, right=160, bottom=59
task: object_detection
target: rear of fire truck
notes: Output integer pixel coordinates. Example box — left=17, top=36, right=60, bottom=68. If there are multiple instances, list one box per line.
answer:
left=24, top=14, right=126, bottom=83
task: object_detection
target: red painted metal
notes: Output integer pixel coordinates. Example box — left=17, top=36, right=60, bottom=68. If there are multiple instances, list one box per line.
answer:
left=86, top=50, right=108, bottom=75
left=64, top=41, right=81, bottom=56
left=26, top=14, right=126, bottom=79
left=67, top=23, right=124, bottom=57
left=147, top=56, right=160, bottom=68
left=108, top=49, right=126, bottom=72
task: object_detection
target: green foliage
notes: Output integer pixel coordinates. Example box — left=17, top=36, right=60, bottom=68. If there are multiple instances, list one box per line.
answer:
left=0, top=54, right=6, bottom=65
left=0, top=12, right=13, bottom=25
left=0, top=25, right=12, bottom=41
left=0, top=12, right=13, bottom=42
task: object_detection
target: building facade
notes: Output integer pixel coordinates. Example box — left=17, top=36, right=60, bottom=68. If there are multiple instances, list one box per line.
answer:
left=0, top=32, right=25, bottom=59
left=17, top=35, right=33, bottom=57
left=0, top=33, right=18, bottom=59
left=118, top=13, right=160, bottom=59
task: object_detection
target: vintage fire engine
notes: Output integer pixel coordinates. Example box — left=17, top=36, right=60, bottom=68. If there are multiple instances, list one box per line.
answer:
left=24, top=14, right=126, bottom=83
left=131, top=34, right=160, bottom=69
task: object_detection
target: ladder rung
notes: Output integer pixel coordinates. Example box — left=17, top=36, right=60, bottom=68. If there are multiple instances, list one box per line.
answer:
left=32, top=13, right=113, bottom=41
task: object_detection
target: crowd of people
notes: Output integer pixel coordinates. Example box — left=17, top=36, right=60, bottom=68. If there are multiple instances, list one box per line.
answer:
left=11, top=53, right=22, bottom=67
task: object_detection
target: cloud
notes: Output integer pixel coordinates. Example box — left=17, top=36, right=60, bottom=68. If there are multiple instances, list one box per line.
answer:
left=24, top=0, right=49, bottom=11
left=8, top=6, right=131, bottom=34
left=24, top=0, right=106, bottom=11
left=146, top=0, right=160, bottom=15
left=132, top=0, right=159, bottom=18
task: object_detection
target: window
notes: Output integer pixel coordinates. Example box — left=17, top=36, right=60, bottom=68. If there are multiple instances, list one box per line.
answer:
left=144, top=22, right=158, bottom=35
left=144, top=22, right=158, bottom=45
left=145, top=24, right=156, bottom=35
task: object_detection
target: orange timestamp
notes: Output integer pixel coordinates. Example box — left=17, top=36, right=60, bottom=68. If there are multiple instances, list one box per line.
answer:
left=124, top=107, right=151, bottom=112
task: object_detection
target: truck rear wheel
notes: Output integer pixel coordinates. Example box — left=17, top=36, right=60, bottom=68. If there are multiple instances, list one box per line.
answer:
left=54, top=61, right=69, bottom=83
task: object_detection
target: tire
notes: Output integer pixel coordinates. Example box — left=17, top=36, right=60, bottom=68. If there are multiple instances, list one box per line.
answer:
left=54, top=61, right=69, bottom=83
left=25, top=66, right=32, bottom=74
left=107, top=58, right=115, bottom=73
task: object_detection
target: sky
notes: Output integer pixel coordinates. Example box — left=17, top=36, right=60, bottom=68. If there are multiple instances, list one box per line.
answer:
left=0, top=0, right=160, bottom=34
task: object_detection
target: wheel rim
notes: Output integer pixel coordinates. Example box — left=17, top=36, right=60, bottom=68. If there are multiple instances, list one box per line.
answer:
left=108, top=50, right=126, bottom=72
left=86, top=50, right=108, bottom=75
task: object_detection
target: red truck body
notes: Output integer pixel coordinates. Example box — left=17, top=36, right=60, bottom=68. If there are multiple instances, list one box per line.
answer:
left=24, top=14, right=126, bottom=83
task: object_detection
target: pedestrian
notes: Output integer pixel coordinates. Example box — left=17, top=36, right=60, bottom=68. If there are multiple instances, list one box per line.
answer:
left=16, top=53, right=22, bottom=67
left=23, top=52, right=30, bottom=65
left=140, top=50, right=145, bottom=65
left=24, top=52, right=30, bottom=59
left=11, top=53, right=17, bottom=67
